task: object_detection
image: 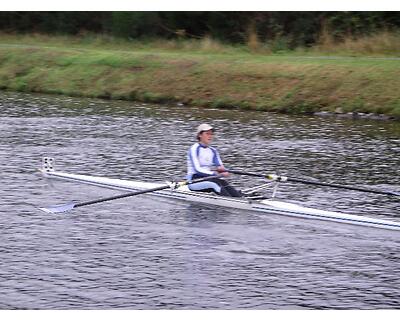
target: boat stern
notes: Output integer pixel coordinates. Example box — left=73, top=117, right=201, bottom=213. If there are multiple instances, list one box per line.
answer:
left=40, top=157, right=55, bottom=175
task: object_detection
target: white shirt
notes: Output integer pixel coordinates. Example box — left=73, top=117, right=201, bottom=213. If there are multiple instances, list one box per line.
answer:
left=187, top=142, right=223, bottom=179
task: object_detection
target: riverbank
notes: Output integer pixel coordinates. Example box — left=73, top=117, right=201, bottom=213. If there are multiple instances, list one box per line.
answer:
left=1, top=34, right=400, bottom=119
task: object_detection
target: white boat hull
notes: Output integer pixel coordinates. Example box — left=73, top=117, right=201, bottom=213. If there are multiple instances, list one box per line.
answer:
left=40, top=167, right=400, bottom=232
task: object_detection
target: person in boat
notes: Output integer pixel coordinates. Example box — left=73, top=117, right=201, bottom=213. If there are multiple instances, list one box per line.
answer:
left=187, top=123, right=242, bottom=197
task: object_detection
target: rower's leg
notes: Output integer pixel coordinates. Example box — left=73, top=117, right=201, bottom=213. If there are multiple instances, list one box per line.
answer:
left=218, top=180, right=242, bottom=197
left=188, top=180, right=222, bottom=194
left=189, top=176, right=241, bottom=197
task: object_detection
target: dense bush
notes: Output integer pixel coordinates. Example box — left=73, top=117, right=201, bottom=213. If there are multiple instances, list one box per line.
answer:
left=1, top=12, right=399, bottom=47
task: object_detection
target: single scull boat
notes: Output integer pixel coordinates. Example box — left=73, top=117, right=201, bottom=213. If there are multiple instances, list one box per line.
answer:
left=39, top=157, right=400, bottom=231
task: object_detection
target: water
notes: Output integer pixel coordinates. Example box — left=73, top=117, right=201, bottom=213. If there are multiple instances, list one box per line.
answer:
left=1, top=91, right=399, bottom=309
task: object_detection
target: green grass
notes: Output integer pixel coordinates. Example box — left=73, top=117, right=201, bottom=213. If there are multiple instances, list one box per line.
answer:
left=0, top=33, right=400, bottom=118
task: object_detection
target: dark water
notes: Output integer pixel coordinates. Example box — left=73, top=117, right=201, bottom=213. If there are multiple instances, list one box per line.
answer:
left=1, top=91, right=399, bottom=309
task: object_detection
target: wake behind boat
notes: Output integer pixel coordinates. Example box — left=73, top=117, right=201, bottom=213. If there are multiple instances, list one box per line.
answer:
left=38, top=157, right=400, bottom=231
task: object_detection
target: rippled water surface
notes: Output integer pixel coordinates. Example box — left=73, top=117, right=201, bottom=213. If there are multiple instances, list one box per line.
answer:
left=1, top=91, right=400, bottom=309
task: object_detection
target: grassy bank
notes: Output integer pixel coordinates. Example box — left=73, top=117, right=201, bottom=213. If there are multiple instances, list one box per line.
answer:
left=1, top=34, right=400, bottom=118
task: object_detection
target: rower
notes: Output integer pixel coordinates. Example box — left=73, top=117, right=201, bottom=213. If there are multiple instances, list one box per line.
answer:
left=187, top=123, right=242, bottom=197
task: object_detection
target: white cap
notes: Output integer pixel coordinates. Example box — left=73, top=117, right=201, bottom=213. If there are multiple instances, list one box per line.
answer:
left=196, top=123, right=214, bottom=136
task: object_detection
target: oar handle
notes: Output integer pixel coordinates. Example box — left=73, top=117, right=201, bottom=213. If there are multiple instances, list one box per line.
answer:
left=227, top=170, right=286, bottom=182
left=227, top=170, right=272, bottom=179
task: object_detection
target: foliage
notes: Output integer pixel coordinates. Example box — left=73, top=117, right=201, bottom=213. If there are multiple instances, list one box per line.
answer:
left=1, top=12, right=400, bottom=48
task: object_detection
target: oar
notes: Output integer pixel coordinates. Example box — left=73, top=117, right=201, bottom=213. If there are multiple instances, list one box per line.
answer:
left=227, top=169, right=400, bottom=197
left=39, top=176, right=214, bottom=214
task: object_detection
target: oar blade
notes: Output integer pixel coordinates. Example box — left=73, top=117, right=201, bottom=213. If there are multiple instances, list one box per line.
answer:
left=38, top=202, right=76, bottom=214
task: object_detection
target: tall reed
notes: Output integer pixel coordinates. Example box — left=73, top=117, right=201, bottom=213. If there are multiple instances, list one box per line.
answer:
left=315, top=29, right=400, bottom=56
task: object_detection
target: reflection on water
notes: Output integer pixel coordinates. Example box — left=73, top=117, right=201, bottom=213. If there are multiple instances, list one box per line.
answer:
left=1, top=91, right=400, bottom=309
